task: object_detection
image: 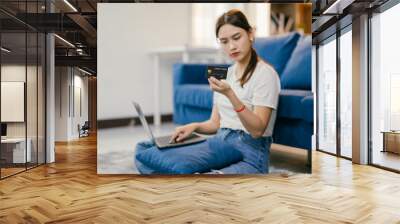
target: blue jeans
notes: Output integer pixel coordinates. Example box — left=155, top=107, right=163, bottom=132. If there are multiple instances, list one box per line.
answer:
left=134, top=128, right=272, bottom=174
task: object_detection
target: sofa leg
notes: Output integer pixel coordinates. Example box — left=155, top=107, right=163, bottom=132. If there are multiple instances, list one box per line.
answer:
left=306, top=149, right=312, bottom=173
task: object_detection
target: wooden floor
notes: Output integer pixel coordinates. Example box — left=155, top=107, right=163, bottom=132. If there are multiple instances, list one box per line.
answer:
left=1, top=163, right=45, bottom=178
left=372, top=151, right=400, bottom=171
left=0, top=167, right=26, bottom=178
left=1, top=135, right=400, bottom=223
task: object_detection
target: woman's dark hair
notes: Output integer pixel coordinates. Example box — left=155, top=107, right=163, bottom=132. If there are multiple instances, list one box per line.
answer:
left=215, top=9, right=258, bottom=87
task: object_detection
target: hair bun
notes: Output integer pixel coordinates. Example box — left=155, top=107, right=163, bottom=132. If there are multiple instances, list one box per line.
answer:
left=224, top=13, right=229, bottom=23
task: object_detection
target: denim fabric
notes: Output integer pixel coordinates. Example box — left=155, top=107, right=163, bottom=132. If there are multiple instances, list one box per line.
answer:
left=135, top=140, right=158, bottom=174
left=208, top=128, right=272, bottom=174
left=134, top=128, right=272, bottom=174
left=135, top=136, right=242, bottom=174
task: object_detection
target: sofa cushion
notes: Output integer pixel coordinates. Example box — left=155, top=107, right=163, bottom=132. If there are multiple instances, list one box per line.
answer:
left=173, top=63, right=231, bottom=86
left=253, top=32, right=300, bottom=76
left=173, top=105, right=212, bottom=124
left=301, top=95, right=314, bottom=123
left=135, top=136, right=243, bottom=174
left=281, top=35, right=312, bottom=90
left=175, top=84, right=213, bottom=109
left=277, top=89, right=312, bottom=120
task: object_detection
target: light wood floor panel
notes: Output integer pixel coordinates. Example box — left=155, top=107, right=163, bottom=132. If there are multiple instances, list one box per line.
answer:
left=1, top=135, right=400, bottom=223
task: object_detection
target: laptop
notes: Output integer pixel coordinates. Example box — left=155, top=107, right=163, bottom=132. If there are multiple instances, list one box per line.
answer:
left=132, top=101, right=206, bottom=149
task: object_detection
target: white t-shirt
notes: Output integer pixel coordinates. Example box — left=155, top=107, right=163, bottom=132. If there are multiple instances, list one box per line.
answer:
left=213, top=60, right=281, bottom=137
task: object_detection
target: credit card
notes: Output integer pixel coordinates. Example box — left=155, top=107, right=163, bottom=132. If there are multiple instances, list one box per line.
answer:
left=206, top=66, right=228, bottom=80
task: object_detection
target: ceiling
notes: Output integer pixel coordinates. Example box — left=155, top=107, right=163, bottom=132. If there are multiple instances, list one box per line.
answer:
left=311, top=0, right=391, bottom=44
left=0, top=0, right=177, bottom=74
left=4, top=0, right=390, bottom=73
left=0, top=0, right=100, bottom=74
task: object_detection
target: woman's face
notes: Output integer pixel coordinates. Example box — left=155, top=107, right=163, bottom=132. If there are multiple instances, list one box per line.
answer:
left=217, top=24, right=254, bottom=62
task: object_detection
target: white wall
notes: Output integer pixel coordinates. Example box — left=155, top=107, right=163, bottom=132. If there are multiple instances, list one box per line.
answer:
left=191, top=3, right=270, bottom=47
left=97, top=3, right=191, bottom=120
left=76, top=74, right=89, bottom=124
left=1, top=64, right=46, bottom=163
left=55, top=67, right=89, bottom=141
left=1, top=65, right=40, bottom=138
left=1, top=66, right=26, bottom=127
left=55, top=67, right=69, bottom=141
left=72, top=74, right=89, bottom=137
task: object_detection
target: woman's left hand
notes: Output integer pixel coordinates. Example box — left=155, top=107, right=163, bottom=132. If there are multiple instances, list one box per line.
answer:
left=208, top=76, right=232, bottom=96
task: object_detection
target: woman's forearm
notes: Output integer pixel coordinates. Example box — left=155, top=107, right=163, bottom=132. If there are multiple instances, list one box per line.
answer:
left=225, top=90, right=267, bottom=137
left=191, top=120, right=219, bottom=135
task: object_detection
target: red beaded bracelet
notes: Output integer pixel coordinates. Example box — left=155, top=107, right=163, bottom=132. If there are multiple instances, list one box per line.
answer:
left=235, top=104, right=246, bottom=113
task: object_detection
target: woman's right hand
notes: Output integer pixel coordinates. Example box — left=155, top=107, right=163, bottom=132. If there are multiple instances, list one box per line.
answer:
left=170, top=123, right=198, bottom=143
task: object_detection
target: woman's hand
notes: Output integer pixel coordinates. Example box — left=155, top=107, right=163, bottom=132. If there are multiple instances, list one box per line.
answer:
left=208, top=76, right=232, bottom=96
left=170, top=123, right=197, bottom=143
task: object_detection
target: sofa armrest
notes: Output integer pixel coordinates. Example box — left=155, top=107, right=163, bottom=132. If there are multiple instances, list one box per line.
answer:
left=301, top=95, right=314, bottom=123
left=173, top=63, right=231, bottom=87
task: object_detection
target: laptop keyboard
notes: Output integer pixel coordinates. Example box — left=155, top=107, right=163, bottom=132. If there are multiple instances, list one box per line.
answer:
left=158, top=133, right=198, bottom=144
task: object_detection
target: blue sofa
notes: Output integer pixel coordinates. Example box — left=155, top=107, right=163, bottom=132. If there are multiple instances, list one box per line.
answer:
left=173, top=32, right=313, bottom=150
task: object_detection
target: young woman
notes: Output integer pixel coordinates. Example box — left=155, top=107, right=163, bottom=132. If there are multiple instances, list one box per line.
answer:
left=135, top=9, right=280, bottom=174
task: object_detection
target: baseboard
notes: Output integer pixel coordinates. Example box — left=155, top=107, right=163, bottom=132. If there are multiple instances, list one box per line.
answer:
left=97, top=114, right=173, bottom=129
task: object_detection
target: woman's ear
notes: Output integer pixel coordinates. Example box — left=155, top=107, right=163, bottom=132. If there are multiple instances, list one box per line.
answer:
left=249, top=35, right=255, bottom=42
left=249, top=27, right=256, bottom=42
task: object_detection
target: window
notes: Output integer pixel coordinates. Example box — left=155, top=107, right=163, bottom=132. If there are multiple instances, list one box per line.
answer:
left=0, top=1, right=47, bottom=179
left=370, top=2, right=400, bottom=171
left=339, top=28, right=352, bottom=158
left=390, top=74, right=400, bottom=130
left=317, top=36, right=337, bottom=154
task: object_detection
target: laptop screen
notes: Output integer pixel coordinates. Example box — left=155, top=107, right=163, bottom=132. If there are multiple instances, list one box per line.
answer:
left=131, top=101, right=156, bottom=143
